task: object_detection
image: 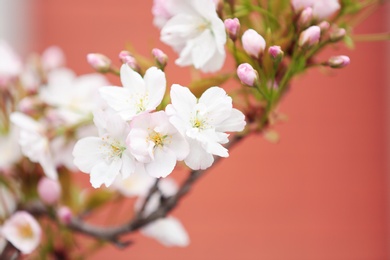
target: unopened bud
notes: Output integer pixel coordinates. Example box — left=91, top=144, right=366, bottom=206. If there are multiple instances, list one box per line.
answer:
left=298, top=26, right=321, bottom=48
left=318, top=21, right=330, bottom=32
left=268, top=46, right=284, bottom=62
left=57, top=206, right=72, bottom=224
left=224, top=18, right=240, bottom=41
left=298, top=7, right=313, bottom=27
left=242, top=29, right=266, bottom=59
left=118, top=50, right=140, bottom=72
left=237, top=63, right=258, bottom=87
left=87, top=53, right=111, bottom=73
left=37, top=177, right=61, bottom=205
left=327, top=55, right=350, bottom=68
left=152, top=48, right=168, bottom=70
left=330, top=27, right=346, bottom=42
left=18, top=97, right=44, bottom=116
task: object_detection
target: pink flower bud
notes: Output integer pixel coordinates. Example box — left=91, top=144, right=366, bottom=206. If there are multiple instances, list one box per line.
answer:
left=298, top=7, right=313, bottom=27
left=327, top=55, right=350, bottom=68
left=118, top=50, right=140, bottom=72
left=57, top=206, right=72, bottom=224
left=152, top=48, right=168, bottom=69
left=224, top=18, right=240, bottom=41
left=330, top=27, right=346, bottom=42
left=87, top=53, right=111, bottom=73
left=237, top=63, right=258, bottom=87
left=318, top=21, right=330, bottom=32
left=268, top=46, right=284, bottom=62
left=37, top=177, right=61, bottom=205
left=242, top=29, right=266, bottom=59
left=298, top=26, right=321, bottom=48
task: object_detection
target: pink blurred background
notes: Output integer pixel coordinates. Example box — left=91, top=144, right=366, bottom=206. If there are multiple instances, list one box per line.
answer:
left=4, top=1, right=390, bottom=259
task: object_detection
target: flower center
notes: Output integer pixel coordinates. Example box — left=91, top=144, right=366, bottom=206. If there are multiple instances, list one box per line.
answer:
left=148, top=131, right=169, bottom=148
left=18, top=223, right=34, bottom=239
left=100, top=136, right=126, bottom=160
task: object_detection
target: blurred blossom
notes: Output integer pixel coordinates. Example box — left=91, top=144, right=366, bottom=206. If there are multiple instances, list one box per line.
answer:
left=152, top=0, right=175, bottom=29
left=112, top=169, right=155, bottom=197
left=318, top=21, right=330, bottom=32
left=166, top=85, right=246, bottom=170
left=1, top=211, right=41, bottom=254
left=268, top=46, right=284, bottom=62
left=291, top=0, right=340, bottom=20
left=141, top=217, right=190, bottom=247
left=41, top=46, right=65, bottom=71
left=224, top=18, right=240, bottom=41
left=242, top=29, right=266, bottom=59
left=298, top=7, right=313, bottom=27
left=127, top=111, right=189, bottom=178
left=87, top=53, right=111, bottom=73
left=299, top=25, right=321, bottom=47
left=160, top=0, right=226, bottom=72
left=10, top=112, right=58, bottom=180
left=99, top=64, right=166, bottom=121
left=237, top=63, right=258, bottom=86
left=57, top=206, right=72, bottom=224
left=152, top=48, right=168, bottom=69
left=330, top=27, right=346, bottom=42
left=37, top=177, right=61, bottom=205
left=327, top=55, right=350, bottom=68
left=39, top=68, right=108, bottom=124
left=73, top=114, right=136, bottom=188
left=0, top=126, right=21, bottom=170
left=0, top=40, right=22, bottom=86
left=0, top=185, right=17, bottom=219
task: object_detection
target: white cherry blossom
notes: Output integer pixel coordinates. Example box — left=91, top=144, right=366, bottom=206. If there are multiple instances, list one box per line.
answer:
left=127, top=111, right=189, bottom=178
left=291, top=0, right=340, bottom=20
left=0, top=40, right=22, bottom=85
left=73, top=114, right=136, bottom=188
left=10, top=112, right=58, bottom=179
left=160, top=0, right=226, bottom=72
left=39, top=68, right=108, bottom=124
left=99, top=64, right=166, bottom=121
left=166, top=84, right=246, bottom=170
left=1, top=211, right=41, bottom=254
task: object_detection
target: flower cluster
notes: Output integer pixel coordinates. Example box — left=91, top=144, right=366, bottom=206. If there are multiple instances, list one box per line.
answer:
left=0, top=0, right=383, bottom=257
left=73, top=64, right=246, bottom=187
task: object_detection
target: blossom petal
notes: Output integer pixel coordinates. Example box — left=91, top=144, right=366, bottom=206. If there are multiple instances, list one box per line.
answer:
left=120, top=152, right=136, bottom=179
left=99, top=87, right=136, bottom=120
left=145, top=148, right=176, bottom=178
left=169, top=84, right=197, bottom=120
left=144, top=67, right=166, bottom=109
left=141, top=216, right=190, bottom=247
left=120, top=64, right=145, bottom=92
left=73, top=137, right=106, bottom=173
left=215, top=108, right=246, bottom=132
left=184, top=138, right=214, bottom=170
left=90, top=158, right=122, bottom=188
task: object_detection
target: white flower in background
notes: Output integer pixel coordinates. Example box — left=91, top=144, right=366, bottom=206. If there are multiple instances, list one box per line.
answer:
left=1, top=211, right=41, bottom=254
left=160, top=0, right=226, bottom=72
left=291, top=0, right=340, bottom=20
left=152, top=0, right=175, bottom=29
left=127, top=111, right=189, bottom=178
left=99, top=64, right=166, bottom=121
left=0, top=126, right=21, bottom=170
left=41, top=46, right=66, bottom=71
left=166, top=85, right=246, bottom=170
left=112, top=168, right=155, bottom=197
left=135, top=178, right=190, bottom=247
left=10, top=112, right=58, bottom=180
left=0, top=185, right=17, bottom=220
left=0, top=40, right=22, bottom=86
left=73, top=114, right=136, bottom=188
left=39, top=68, right=108, bottom=124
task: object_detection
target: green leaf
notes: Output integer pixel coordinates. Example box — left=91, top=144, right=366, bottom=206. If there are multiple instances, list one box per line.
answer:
left=344, top=35, right=355, bottom=49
